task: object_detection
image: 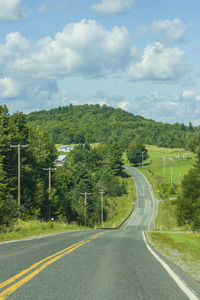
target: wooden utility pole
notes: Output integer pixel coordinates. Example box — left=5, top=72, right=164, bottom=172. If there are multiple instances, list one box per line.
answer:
left=10, top=144, right=28, bottom=206
left=163, top=157, right=166, bottom=177
left=43, top=167, right=56, bottom=219
left=171, top=167, right=173, bottom=188
left=99, top=189, right=105, bottom=227
left=142, top=151, right=144, bottom=169
left=81, top=192, right=91, bottom=226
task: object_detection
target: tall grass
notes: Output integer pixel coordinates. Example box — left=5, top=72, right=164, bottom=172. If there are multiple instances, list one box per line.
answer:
left=0, top=220, right=90, bottom=243
left=137, top=145, right=195, bottom=230
left=103, top=173, right=136, bottom=228
left=148, top=232, right=200, bottom=281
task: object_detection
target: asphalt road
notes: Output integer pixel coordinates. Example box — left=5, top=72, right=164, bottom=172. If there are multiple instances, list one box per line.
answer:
left=0, top=166, right=200, bottom=300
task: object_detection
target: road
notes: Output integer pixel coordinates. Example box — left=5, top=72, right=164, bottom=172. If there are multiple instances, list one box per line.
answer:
left=0, top=166, right=199, bottom=299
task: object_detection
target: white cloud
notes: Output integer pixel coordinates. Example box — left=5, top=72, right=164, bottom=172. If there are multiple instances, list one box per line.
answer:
left=127, top=90, right=200, bottom=125
left=129, top=42, right=187, bottom=81
left=0, top=77, right=22, bottom=98
left=0, top=20, right=134, bottom=112
left=12, top=19, right=132, bottom=79
left=0, top=0, right=27, bottom=22
left=196, top=96, right=200, bottom=102
left=152, top=18, right=188, bottom=43
left=92, top=0, right=136, bottom=14
left=0, top=32, right=30, bottom=72
left=117, top=100, right=130, bottom=110
left=182, top=90, right=195, bottom=99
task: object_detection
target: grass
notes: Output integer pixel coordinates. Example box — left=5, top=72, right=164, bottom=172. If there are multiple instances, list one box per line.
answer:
left=103, top=173, right=136, bottom=228
left=134, top=145, right=195, bottom=231
left=154, top=200, right=179, bottom=230
left=147, top=232, right=200, bottom=282
left=144, top=145, right=195, bottom=194
left=0, top=172, right=136, bottom=242
left=0, top=220, right=90, bottom=243
left=140, top=146, right=200, bottom=281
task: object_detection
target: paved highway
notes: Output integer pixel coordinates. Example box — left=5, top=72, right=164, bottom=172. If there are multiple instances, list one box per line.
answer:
left=0, top=166, right=199, bottom=299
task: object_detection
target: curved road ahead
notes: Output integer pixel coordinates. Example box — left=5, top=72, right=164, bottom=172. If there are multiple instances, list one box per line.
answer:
left=0, top=166, right=200, bottom=299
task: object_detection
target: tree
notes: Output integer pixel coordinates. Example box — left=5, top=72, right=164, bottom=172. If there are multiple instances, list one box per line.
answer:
left=176, top=167, right=200, bottom=229
left=106, top=143, right=123, bottom=175
left=176, top=148, right=200, bottom=230
left=127, top=141, right=148, bottom=166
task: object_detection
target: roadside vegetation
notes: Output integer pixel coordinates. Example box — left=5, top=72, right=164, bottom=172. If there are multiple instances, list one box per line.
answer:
left=148, top=232, right=200, bottom=282
left=0, top=220, right=90, bottom=243
left=103, top=174, right=136, bottom=228
left=136, top=145, right=195, bottom=230
left=128, top=142, right=200, bottom=282
left=0, top=104, right=137, bottom=241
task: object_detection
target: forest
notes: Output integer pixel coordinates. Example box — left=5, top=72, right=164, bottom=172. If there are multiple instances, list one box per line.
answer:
left=0, top=105, right=126, bottom=229
left=0, top=103, right=200, bottom=231
left=26, top=104, right=195, bottom=150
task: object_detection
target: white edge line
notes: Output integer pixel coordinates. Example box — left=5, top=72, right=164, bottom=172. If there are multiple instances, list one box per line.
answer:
left=142, top=231, right=198, bottom=300
left=123, top=167, right=139, bottom=231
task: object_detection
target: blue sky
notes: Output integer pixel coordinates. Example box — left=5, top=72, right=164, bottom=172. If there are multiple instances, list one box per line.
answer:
left=0, top=0, right=200, bottom=125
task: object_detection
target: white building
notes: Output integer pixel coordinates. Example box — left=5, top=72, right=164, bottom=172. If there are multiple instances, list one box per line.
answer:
left=58, top=145, right=74, bottom=153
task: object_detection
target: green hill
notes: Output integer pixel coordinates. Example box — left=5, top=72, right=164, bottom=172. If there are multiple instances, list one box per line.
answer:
left=26, top=104, right=194, bottom=149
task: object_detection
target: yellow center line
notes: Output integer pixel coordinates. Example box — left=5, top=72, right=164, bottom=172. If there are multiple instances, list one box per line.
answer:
left=0, top=240, right=83, bottom=290
left=0, top=241, right=88, bottom=300
left=0, top=231, right=107, bottom=299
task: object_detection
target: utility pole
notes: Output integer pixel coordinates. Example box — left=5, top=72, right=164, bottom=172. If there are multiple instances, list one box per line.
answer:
left=81, top=192, right=91, bottom=226
left=43, top=167, right=55, bottom=219
left=10, top=144, right=28, bottom=206
left=163, top=157, right=166, bottom=177
left=141, top=151, right=144, bottom=169
left=99, top=189, right=105, bottom=227
left=171, top=167, right=173, bottom=188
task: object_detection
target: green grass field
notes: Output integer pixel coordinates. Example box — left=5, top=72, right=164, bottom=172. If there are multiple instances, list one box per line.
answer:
left=145, top=145, right=195, bottom=189
left=103, top=173, right=136, bottom=228
left=141, top=145, right=195, bottom=230
left=143, top=146, right=200, bottom=281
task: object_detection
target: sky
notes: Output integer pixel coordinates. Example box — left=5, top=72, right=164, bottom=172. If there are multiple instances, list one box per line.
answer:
left=0, top=0, right=200, bottom=125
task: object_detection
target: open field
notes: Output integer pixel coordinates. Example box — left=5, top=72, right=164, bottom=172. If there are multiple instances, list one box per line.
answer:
left=136, top=145, right=195, bottom=230
left=148, top=232, right=200, bottom=282
left=143, top=146, right=200, bottom=281
left=144, top=145, right=195, bottom=191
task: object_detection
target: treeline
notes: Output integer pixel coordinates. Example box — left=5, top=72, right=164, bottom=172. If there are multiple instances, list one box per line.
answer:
left=26, top=104, right=195, bottom=149
left=176, top=129, right=200, bottom=230
left=0, top=105, right=57, bottom=228
left=0, top=105, right=126, bottom=229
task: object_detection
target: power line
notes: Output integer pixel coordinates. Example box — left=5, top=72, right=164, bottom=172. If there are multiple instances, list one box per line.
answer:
left=10, top=144, right=28, bottom=206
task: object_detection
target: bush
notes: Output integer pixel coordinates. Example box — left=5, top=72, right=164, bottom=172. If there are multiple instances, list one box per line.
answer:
left=0, top=194, right=19, bottom=229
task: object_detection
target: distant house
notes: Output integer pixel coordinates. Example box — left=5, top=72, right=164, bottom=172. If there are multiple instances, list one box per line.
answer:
left=55, top=155, right=67, bottom=166
left=58, top=145, right=74, bottom=153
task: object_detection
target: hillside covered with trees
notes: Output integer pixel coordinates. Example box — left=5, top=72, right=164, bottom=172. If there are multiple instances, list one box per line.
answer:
left=26, top=104, right=195, bottom=149
left=0, top=105, right=127, bottom=229
left=1, top=103, right=200, bottom=231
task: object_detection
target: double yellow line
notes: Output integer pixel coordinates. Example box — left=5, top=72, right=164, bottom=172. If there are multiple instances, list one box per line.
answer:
left=0, top=232, right=106, bottom=299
